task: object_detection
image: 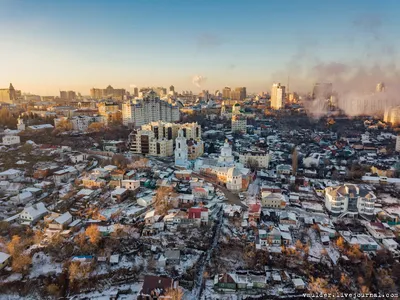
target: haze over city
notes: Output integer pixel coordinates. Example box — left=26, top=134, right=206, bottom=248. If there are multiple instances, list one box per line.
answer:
left=1, top=0, right=400, bottom=95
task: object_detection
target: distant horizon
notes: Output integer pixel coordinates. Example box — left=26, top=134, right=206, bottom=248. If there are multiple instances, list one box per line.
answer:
left=1, top=0, right=399, bottom=96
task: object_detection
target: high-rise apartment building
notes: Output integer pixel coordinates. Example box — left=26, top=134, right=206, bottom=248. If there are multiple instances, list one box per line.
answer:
left=384, top=106, right=400, bottom=126
left=222, top=87, right=231, bottom=100
left=129, top=121, right=202, bottom=157
left=98, top=100, right=121, bottom=124
left=60, top=90, right=76, bottom=101
left=231, top=114, right=247, bottom=133
left=90, top=85, right=126, bottom=100
left=133, top=87, right=139, bottom=98
left=169, top=85, right=175, bottom=93
left=270, top=83, right=285, bottom=109
left=0, top=83, right=17, bottom=104
left=122, top=91, right=180, bottom=127
left=231, top=87, right=246, bottom=101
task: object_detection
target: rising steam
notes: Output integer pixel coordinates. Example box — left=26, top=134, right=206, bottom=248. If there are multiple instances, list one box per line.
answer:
left=192, top=75, right=207, bottom=88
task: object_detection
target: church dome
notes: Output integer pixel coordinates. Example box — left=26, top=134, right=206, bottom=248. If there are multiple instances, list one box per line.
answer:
left=227, top=167, right=241, bottom=178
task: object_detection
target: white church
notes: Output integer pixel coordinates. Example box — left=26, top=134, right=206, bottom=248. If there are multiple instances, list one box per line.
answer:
left=175, top=129, right=189, bottom=168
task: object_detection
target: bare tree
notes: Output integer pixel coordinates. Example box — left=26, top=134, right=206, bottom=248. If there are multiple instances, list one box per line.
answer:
left=153, top=186, right=176, bottom=215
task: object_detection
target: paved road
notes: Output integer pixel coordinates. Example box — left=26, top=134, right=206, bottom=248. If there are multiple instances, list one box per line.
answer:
left=193, top=172, right=247, bottom=209
left=191, top=206, right=223, bottom=299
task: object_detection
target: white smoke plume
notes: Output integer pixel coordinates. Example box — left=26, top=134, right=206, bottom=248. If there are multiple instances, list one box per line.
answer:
left=129, top=84, right=137, bottom=88
left=272, top=13, right=400, bottom=117
left=192, top=75, right=207, bottom=88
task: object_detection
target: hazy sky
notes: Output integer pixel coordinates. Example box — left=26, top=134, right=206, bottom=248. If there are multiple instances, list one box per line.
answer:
left=0, top=0, right=399, bottom=95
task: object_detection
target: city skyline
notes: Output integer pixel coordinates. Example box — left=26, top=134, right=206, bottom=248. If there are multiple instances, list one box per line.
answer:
left=1, top=0, right=399, bottom=95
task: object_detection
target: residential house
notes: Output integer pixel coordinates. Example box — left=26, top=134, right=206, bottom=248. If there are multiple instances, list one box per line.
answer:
left=267, top=228, right=282, bottom=245
left=53, top=167, right=77, bottom=186
left=111, top=188, right=129, bottom=202
left=19, top=202, right=48, bottom=225
left=340, top=231, right=379, bottom=252
left=137, top=195, right=154, bottom=207
left=174, top=170, right=192, bottom=181
left=10, top=191, right=34, bottom=205
left=138, top=275, right=178, bottom=300
left=0, top=181, right=9, bottom=191
left=2, top=135, right=20, bottom=145
left=366, top=222, right=395, bottom=241
left=144, top=210, right=159, bottom=225
left=81, top=175, right=106, bottom=188
left=248, top=204, right=261, bottom=223
left=292, top=278, right=306, bottom=290
left=0, top=169, right=22, bottom=181
left=261, top=192, right=286, bottom=209
left=188, top=207, right=209, bottom=226
left=121, top=179, right=140, bottom=191
left=279, top=212, right=297, bottom=227
left=214, top=273, right=237, bottom=290
left=276, top=164, right=292, bottom=175
left=48, top=212, right=73, bottom=230
left=69, top=153, right=88, bottom=163
left=0, top=252, right=11, bottom=270
left=192, top=187, right=208, bottom=199
left=165, top=249, right=180, bottom=265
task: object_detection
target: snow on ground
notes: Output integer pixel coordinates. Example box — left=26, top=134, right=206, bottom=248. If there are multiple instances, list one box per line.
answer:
left=0, top=294, right=39, bottom=300
left=3, top=273, right=22, bottom=283
left=307, top=228, right=323, bottom=262
left=100, top=202, right=141, bottom=219
left=96, top=255, right=146, bottom=275
left=29, top=252, right=62, bottom=279
left=181, top=253, right=201, bottom=272
left=301, top=201, right=324, bottom=212
left=385, top=205, right=400, bottom=216
left=379, top=194, right=400, bottom=205
left=327, top=245, right=340, bottom=265
left=74, top=282, right=144, bottom=299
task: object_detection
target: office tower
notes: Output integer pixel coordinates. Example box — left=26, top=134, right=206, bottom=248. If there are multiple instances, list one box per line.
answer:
left=169, top=85, right=175, bottom=93
left=312, top=83, right=332, bottom=99
left=376, top=82, right=385, bottom=93
left=122, top=90, right=180, bottom=127
left=222, top=87, right=231, bottom=100
left=270, top=83, right=285, bottom=109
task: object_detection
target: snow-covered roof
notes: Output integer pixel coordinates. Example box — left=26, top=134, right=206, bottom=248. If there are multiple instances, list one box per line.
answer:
left=22, top=202, right=47, bottom=219
left=112, top=188, right=127, bottom=196
left=0, top=252, right=11, bottom=264
left=145, top=209, right=156, bottom=219
left=54, top=212, right=72, bottom=225
left=292, top=278, right=305, bottom=287
left=77, top=189, right=94, bottom=196
left=110, top=254, right=120, bottom=263
left=0, top=169, right=21, bottom=176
